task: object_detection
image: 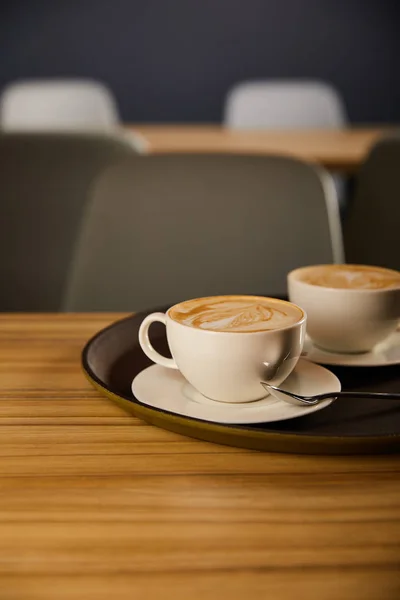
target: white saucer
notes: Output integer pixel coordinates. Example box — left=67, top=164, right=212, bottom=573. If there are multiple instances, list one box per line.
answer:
left=131, top=359, right=340, bottom=425
left=302, top=330, right=400, bottom=367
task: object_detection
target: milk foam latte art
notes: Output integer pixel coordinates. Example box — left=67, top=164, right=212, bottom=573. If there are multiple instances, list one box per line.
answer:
left=298, top=264, right=400, bottom=291
left=169, top=295, right=302, bottom=333
left=138, top=295, right=306, bottom=403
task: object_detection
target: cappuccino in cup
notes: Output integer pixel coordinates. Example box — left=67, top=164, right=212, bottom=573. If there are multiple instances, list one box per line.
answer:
left=297, top=264, right=400, bottom=291
left=169, top=295, right=301, bottom=332
left=139, top=295, right=306, bottom=403
left=288, top=264, right=400, bottom=353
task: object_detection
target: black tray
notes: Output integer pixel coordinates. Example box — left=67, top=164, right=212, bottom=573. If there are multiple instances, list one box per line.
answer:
left=82, top=311, right=400, bottom=454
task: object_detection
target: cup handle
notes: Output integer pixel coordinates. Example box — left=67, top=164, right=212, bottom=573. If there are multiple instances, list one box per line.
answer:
left=138, top=313, right=178, bottom=369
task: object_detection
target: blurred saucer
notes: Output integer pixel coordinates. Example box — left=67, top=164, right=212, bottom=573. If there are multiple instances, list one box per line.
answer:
left=302, top=330, right=400, bottom=367
left=131, top=359, right=340, bottom=425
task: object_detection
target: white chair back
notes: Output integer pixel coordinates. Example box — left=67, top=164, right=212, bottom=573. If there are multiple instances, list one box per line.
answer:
left=225, top=80, right=347, bottom=129
left=0, top=79, right=119, bottom=132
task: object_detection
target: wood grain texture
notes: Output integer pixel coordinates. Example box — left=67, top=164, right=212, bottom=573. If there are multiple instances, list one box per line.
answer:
left=0, top=313, right=399, bottom=600
left=127, top=125, right=395, bottom=172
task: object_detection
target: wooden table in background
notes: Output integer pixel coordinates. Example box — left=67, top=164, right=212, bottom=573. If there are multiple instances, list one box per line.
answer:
left=128, top=125, right=395, bottom=173
left=0, top=313, right=399, bottom=600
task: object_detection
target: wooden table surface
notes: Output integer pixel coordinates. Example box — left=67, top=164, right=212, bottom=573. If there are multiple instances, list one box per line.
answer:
left=1, top=313, right=399, bottom=600
left=127, top=124, right=396, bottom=173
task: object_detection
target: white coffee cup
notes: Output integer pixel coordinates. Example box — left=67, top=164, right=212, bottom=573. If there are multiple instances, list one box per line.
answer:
left=138, top=295, right=306, bottom=403
left=288, top=264, right=400, bottom=353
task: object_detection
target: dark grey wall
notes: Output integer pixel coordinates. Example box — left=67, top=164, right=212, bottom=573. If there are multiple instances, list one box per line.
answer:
left=1, top=0, right=399, bottom=123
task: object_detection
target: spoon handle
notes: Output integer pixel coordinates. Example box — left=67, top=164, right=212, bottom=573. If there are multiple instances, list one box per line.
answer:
left=319, top=391, right=400, bottom=400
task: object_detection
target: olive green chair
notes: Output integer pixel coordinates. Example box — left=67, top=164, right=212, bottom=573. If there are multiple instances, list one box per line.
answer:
left=64, top=154, right=344, bottom=311
left=344, top=134, right=400, bottom=271
left=0, top=132, right=138, bottom=310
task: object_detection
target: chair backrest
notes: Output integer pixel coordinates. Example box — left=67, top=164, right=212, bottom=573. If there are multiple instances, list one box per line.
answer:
left=225, top=80, right=347, bottom=129
left=344, top=135, right=400, bottom=271
left=0, top=79, right=119, bottom=132
left=64, top=154, right=343, bottom=312
left=0, top=132, right=138, bottom=311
